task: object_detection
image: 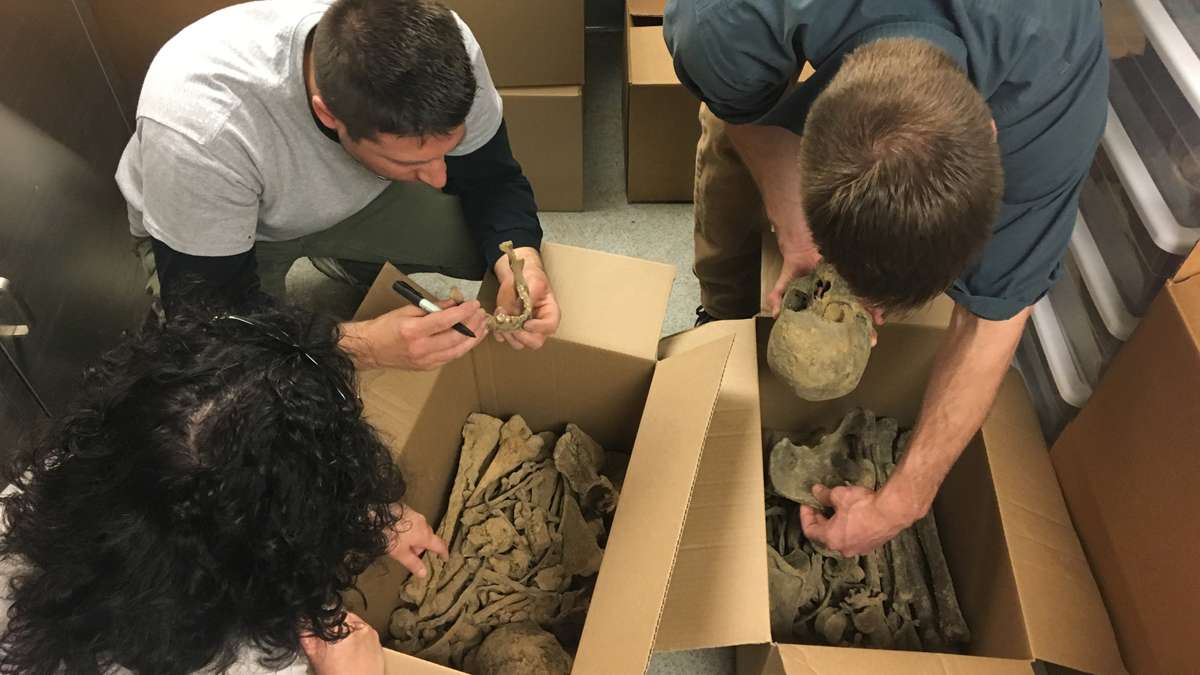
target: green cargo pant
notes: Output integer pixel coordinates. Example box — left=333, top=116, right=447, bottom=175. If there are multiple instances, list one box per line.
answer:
left=136, top=181, right=486, bottom=302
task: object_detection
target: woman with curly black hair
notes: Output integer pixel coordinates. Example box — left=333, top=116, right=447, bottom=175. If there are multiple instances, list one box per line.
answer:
left=0, top=305, right=447, bottom=674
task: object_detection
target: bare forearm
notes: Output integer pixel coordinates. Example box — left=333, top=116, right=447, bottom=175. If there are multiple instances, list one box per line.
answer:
left=881, top=305, right=1031, bottom=521
left=338, top=320, right=379, bottom=370
left=724, top=123, right=809, bottom=236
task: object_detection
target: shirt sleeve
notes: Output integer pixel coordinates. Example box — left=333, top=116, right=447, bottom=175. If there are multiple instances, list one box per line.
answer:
left=132, top=119, right=263, bottom=257
left=664, top=0, right=801, bottom=124
left=150, top=239, right=271, bottom=319
left=444, top=121, right=543, bottom=270
left=448, top=13, right=504, bottom=156
left=947, top=179, right=1082, bottom=321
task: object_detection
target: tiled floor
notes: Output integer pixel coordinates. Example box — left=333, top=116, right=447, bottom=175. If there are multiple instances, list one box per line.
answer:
left=287, top=29, right=735, bottom=674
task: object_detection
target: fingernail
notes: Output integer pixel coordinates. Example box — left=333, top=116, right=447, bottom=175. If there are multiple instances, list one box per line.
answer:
left=416, top=567, right=427, bottom=578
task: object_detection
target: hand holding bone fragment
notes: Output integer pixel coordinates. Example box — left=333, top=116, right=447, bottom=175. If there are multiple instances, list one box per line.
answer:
left=492, top=244, right=560, bottom=350
left=799, top=484, right=911, bottom=557
left=340, top=299, right=488, bottom=370
left=301, top=611, right=385, bottom=675
left=387, top=505, right=450, bottom=578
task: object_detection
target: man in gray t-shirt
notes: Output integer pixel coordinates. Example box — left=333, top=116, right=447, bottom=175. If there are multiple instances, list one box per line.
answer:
left=665, top=0, right=1108, bottom=555
left=117, top=0, right=560, bottom=370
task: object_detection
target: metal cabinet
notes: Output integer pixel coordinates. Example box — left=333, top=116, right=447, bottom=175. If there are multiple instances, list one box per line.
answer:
left=0, top=0, right=149, bottom=458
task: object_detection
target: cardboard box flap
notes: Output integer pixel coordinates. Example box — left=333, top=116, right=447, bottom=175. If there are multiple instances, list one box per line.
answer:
left=980, top=373, right=1127, bottom=675
left=773, top=645, right=1032, bottom=675
left=357, top=247, right=673, bottom=361
left=573, top=335, right=736, bottom=674
left=656, top=320, right=773, bottom=650
left=1172, top=243, right=1200, bottom=282
left=1051, top=267, right=1200, bottom=675
left=628, top=24, right=682, bottom=86
left=629, top=0, right=666, bottom=19
left=383, top=648, right=463, bottom=674
left=533, top=243, right=675, bottom=360
left=354, top=262, right=415, bottom=322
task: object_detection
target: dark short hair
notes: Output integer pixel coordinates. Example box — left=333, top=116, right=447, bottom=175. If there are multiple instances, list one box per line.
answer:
left=0, top=306, right=406, bottom=675
left=800, top=38, right=1003, bottom=311
left=312, top=0, right=476, bottom=140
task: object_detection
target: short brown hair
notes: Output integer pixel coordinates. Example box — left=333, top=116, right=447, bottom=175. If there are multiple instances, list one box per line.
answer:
left=800, top=38, right=1003, bottom=311
left=312, top=0, right=476, bottom=141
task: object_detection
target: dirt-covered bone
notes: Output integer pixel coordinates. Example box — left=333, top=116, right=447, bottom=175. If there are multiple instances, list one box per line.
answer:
left=764, top=408, right=970, bottom=654
left=388, top=415, right=623, bottom=671
left=474, top=622, right=573, bottom=675
left=768, top=408, right=869, bottom=508
left=487, top=241, right=533, bottom=333
left=766, top=263, right=874, bottom=401
left=554, top=424, right=620, bottom=516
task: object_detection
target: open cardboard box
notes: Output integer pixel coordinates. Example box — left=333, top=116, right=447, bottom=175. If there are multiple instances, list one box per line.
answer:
left=343, top=243, right=737, bottom=674
left=652, top=306, right=1129, bottom=673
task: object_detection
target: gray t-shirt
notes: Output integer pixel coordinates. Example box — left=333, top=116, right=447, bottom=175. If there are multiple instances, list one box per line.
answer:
left=665, top=0, right=1110, bottom=320
left=116, top=0, right=503, bottom=257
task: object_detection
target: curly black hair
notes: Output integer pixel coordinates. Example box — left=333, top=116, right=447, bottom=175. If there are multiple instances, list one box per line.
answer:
left=0, top=305, right=407, bottom=674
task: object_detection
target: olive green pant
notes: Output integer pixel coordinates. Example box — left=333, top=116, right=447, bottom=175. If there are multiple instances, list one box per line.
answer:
left=694, top=104, right=773, bottom=320
left=136, top=181, right=485, bottom=302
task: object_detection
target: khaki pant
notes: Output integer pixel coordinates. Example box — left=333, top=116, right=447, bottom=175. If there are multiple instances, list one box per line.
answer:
left=136, top=181, right=485, bottom=302
left=694, top=104, right=773, bottom=320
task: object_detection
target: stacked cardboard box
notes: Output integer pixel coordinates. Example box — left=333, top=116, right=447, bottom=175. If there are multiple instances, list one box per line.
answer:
left=624, top=0, right=701, bottom=203
left=445, top=0, right=585, bottom=211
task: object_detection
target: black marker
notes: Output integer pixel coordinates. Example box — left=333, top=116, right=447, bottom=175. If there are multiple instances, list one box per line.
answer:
left=391, top=280, right=477, bottom=338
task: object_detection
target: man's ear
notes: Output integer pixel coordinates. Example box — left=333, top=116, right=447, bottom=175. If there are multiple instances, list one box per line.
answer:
left=311, top=95, right=340, bottom=130
left=990, top=117, right=997, bottom=140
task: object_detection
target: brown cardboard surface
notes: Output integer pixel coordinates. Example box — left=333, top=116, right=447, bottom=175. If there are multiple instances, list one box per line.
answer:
left=500, top=86, right=583, bottom=211
left=442, top=0, right=583, bottom=87
left=656, top=320, right=773, bottom=651
left=575, top=335, right=735, bottom=673
left=534, top=243, right=676, bottom=361
left=934, top=435, right=1029, bottom=663
left=628, top=0, right=667, bottom=18
left=625, top=14, right=701, bottom=202
left=367, top=243, right=675, bottom=362
left=344, top=245, right=737, bottom=675
left=981, top=375, right=1127, bottom=674
left=1102, top=0, right=1148, bottom=59
left=771, top=644, right=1032, bottom=675
left=383, top=649, right=462, bottom=674
left=1175, top=244, right=1200, bottom=281
left=628, top=25, right=682, bottom=86
left=1052, top=253, right=1200, bottom=675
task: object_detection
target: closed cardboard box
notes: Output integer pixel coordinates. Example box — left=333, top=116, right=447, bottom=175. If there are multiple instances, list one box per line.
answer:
left=444, top=0, right=584, bottom=87
left=624, top=8, right=701, bottom=203
left=501, top=86, right=584, bottom=212
left=1052, top=244, right=1200, bottom=675
left=345, top=245, right=737, bottom=674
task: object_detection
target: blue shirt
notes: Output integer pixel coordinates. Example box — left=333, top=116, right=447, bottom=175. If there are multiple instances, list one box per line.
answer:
left=665, top=0, right=1110, bottom=320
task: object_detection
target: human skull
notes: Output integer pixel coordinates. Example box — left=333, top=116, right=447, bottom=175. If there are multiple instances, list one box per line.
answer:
left=475, top=622, right=572, bottom=675
left=767, top=263, right=873, bottom=401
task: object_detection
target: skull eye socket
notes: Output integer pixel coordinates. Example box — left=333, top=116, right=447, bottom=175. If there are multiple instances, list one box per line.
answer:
left=784, top=290, right=811, bottom=312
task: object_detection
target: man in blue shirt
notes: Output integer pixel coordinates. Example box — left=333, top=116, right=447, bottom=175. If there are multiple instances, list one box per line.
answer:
left=665, top=0, right=1108, bottom=555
